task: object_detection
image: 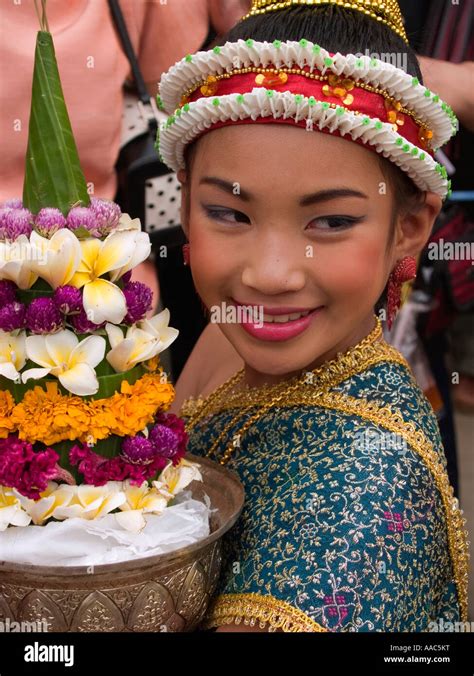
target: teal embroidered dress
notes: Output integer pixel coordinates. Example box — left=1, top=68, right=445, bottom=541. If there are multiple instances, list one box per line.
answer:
left=181, top=330, right=468, bottom=632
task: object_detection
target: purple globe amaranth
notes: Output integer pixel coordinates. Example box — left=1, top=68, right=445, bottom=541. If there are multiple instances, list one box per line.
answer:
left=90, top=198, right=121, bottom=236
left=4, top=208, right=33, bottom=240
left=26, top=297, right=64, bottom=334
left=0, top=301, right=26, bottom=331
left=151, top=412, right=188, bottom=463
left=53, top=285, right=83, bottom=315
left=0, top=208, right=12, bottom=238
left=69, top=307, right=105, bottom=332
left=121, top=435, right=157, bottom=465
left=0, top=280, right=17, bottom=305
left=123, top=281, right=153, bottom=324
left=66, top=206, right=100, bottom=237
left=1, top=198, right=23, bottom=209
left=149, top=424, right=180, bottom=459
left=34, top=208, right=66, bottom=238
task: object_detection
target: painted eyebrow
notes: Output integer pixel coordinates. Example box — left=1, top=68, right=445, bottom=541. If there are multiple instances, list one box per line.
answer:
left=198, top=177, right=368, bottom=206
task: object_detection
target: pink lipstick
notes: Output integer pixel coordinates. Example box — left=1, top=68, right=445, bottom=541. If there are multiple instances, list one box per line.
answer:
left=231, top=299, right=324, bottom=342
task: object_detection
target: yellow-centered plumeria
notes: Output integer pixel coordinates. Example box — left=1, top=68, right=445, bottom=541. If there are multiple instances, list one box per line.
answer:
left=1, top=460, right=202, bottom=532
left=106, top=308, right=179, bottom=372
left=116, top=460, right=203, bottom=531
left=152, top=459, right=203, bottom=499
left=0, top=486, right=31, bottom=530
left=0, top=235, right=38, bottom=289
left=16, top=482, right=126, bottom=525
left=68, top=228, right=151, bottom=324
left=0, top=330, right=26, bottom=382
left=21, top=329, right=106, bottom=396
left=28, top=229, right=82, bottom=288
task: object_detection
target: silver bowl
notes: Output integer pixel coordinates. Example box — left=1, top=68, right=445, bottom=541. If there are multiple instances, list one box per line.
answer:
left=0, top=455, right=244, bottom=632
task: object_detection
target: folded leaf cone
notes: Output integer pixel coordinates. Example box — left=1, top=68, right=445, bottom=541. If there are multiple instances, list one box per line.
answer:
left=22, top=31, right=90, bottom=215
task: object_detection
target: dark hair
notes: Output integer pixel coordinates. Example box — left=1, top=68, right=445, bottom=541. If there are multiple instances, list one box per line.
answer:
left=185, top=4, right=426, bottom=221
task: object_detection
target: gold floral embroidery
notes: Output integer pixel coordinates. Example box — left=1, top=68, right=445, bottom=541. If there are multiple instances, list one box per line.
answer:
left=182, top=321, right=468, bottom=624
left=277, top=390, right=469, bottom=623
left=201, top=593, right=327, bottom=632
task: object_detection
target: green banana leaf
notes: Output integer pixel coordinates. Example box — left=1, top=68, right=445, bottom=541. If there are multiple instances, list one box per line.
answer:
left=22, top=31, right=90, bottom=215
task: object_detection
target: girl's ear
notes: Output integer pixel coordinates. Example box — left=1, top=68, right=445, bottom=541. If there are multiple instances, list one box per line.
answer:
left=177, top=168, right=189, bottom=238
left=393, top=191, right=443, bottom=262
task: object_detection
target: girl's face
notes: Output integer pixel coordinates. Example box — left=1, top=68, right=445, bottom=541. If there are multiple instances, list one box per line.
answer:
left=180, top=124, right=429, bottom=385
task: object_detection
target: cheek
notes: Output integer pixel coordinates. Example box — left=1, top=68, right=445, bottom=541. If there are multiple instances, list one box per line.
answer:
left=188, top=218, right=231, bottom=297
left=314, top=230, right=390, bottom=299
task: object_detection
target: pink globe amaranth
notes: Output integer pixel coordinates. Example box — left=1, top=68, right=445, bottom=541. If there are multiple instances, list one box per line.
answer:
left=26, top=297, right=64, bottom=334
left=69, top=307, right=105, bottom=332
left=69, top=443, right=165, bottom=487
left=0, top=435, right=59, bottom=500
left=123, top=281, right=153, bottom=324
left=53, top=285, right=83, bottom=315
left=0, top=301, right=26, bottom=331
left=90, top=198, right=121, bottom=236
left=4, top=208, right=33, bottom=240
left=34, top=208, right=66, bottom=238
left=0, top=280, right=17, bottom=305
left=66, top=206, right=100, bottom=237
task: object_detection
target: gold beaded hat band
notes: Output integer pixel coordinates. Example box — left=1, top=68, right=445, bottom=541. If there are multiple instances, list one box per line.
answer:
left=157, top=39, right=457, bottom=199
left=240, top=0, right=408, bottom=44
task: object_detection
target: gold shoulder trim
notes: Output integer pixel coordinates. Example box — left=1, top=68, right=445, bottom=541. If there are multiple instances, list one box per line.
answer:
left=201, top=593, right=327, bottom=632
left=182, top=339, right=408, bottom=421
left=299, top=390, right=469, bottom=623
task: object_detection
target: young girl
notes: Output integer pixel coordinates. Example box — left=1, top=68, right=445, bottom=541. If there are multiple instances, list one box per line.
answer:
left=158, top=0, right=469, bottom=632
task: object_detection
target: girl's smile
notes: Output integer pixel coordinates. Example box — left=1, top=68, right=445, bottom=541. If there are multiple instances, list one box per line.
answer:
left=230, top=298, right=325, bottom=342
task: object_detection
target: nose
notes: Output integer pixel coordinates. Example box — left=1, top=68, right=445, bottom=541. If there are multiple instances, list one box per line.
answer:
left=241, top=235, right=306, bottom=295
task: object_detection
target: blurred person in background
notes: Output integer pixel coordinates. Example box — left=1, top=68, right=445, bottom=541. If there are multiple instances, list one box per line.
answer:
left=0, top=0, right=250, bottom=310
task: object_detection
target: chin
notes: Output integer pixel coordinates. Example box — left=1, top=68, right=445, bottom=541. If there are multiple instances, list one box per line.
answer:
left=237, top=339, right=314, bottom=378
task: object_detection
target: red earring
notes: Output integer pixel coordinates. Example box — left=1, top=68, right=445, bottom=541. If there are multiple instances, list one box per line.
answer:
left=182, top=243, right=190, bottom=265
left=387, top=256, right=417, bottom=329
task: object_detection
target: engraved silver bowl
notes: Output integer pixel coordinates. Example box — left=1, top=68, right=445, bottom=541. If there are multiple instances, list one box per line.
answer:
left=0, top=455, right=244, bottom=632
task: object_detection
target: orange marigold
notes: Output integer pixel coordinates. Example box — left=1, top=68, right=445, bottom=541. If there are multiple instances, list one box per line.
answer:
left=6, top=371, right=175, bottom=446
left=0, top=389, right=15, bottom=438
left=11, top=382, right=91, bottom=445
left=108, top=373, right=174, bottom=437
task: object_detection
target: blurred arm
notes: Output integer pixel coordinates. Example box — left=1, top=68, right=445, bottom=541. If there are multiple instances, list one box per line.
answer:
left=418, top=57, right=474, bottom=132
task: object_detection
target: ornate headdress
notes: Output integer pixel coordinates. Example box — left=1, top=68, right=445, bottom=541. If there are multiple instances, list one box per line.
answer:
left=157, top=0, right=457, bottom=199
left=240, top=0, right=408, bottom=43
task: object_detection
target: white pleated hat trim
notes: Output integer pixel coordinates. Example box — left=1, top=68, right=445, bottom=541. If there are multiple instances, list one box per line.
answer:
left=157, top=40, right=457, bottom=199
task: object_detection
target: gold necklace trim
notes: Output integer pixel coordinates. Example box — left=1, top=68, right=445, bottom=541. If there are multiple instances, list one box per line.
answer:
left=193, top=342, right=408, bottom=419
left=182, top=317, right=384, bottom=426
left=201, top=592, right=327, bottom=632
